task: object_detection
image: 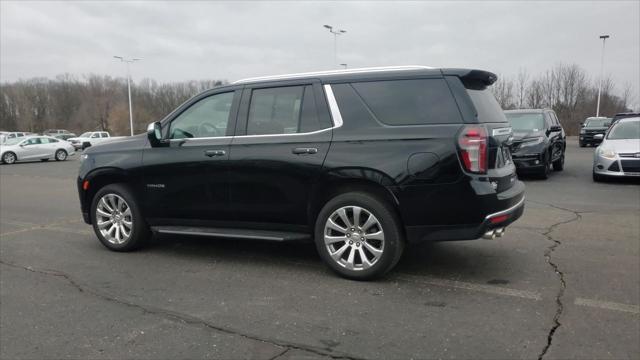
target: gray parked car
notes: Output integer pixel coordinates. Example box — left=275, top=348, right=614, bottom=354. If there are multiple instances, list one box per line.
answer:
left=593, top=117, right=640, bottom=181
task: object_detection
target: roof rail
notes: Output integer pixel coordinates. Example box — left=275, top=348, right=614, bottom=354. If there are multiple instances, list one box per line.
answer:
left=233, top=65, right=434, bottom=84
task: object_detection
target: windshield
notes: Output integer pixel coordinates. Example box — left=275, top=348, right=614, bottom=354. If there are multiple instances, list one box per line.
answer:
left=2, top=138, right=24, bottom=146
left=607, top=121, right=640, bottom=140
left=505, top=113, right=545, bottom=131
left=585, top=119, right=610, bottom=127
left=79, top=132, right=91, bottom=137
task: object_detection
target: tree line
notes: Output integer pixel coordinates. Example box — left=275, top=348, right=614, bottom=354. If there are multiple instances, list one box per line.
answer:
left=490, top=63, right=634, bottom=134
left=0, top=63, right=635, bottom=136
left=0, top=74, right=227, bottom=135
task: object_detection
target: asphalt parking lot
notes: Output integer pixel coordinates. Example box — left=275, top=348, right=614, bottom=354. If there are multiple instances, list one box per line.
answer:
left=1, top=138, right=638, bottom=360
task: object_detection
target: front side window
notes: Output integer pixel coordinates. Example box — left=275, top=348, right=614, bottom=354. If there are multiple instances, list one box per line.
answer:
left=90, top=133, right=100, bottom=138
left=24, top=138, right=42, bottom=145
left=169, top=92, right=234, bottom=139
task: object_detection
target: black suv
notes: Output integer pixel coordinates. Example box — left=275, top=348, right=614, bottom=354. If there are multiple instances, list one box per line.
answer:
left=504, top=109, right=566, bottom=179
left=579, top=117, right=611, bottom=147
left=77, top=66, right=525, bottom=280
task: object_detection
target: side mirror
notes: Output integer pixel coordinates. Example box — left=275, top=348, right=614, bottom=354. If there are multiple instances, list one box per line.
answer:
left=594, top=134, right=604, bottom=140
left=147, top=122, right=163, bottom=147
left=549, top=125, right=562, bottom=132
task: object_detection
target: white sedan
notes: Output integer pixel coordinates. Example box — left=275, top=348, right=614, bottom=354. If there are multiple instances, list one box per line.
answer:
left=0, top=135, right=76, bottom=164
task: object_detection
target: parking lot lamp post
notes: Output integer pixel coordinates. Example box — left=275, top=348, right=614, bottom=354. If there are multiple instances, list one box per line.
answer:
left=323, top=25, right=346, bottom=67
left=596, top=35, right=610, bottom=117
left=113, top=56, right=141, bottom=136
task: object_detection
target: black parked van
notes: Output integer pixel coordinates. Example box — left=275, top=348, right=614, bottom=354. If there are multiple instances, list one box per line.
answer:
left=77, top=66, right=525, bottom=279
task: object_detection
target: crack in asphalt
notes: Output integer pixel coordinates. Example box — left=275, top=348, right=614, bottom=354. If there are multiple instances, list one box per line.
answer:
left=0, top=260, right=363, bottom=360
left=535, top=203, right=583, bottom=360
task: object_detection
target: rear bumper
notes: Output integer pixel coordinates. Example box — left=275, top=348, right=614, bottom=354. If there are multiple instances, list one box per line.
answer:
left=400, top=179, right=526, bottom=243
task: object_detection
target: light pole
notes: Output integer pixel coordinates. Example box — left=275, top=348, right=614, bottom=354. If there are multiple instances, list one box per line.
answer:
left=340, top=63, right=348, bottom=69
left=113, top=56, right=141, bottom=136
left=323, top=24, right=346, bottom=67
left=596, top=35, right=609, bottom=117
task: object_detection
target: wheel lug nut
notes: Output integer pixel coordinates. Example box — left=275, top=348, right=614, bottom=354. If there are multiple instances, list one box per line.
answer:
left=349, top=240, right=353, bottom=245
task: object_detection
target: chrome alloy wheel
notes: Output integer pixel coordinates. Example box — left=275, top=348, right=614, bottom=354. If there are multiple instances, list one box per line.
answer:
left=324, top=206, right=385, bottom=271
left=96, top=194, right=133, bottom=245
left=3, top=152, right=16, bottom=164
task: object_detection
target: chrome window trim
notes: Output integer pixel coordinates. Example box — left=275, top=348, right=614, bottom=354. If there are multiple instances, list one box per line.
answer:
left=323, top=84, right=343, bottom=128
left=233, top=65, right=434, bottom=84
left=167, top=84, right=343, bottom=142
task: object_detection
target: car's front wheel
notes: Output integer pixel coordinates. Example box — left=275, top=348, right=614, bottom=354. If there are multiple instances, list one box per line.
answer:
left=314, top=192, right=404, bottom=280
left=91, top=184, right=150, bottom=251
left=2, top=152, right=16, bottom=164
left=55, top=149, right=67, bottom=161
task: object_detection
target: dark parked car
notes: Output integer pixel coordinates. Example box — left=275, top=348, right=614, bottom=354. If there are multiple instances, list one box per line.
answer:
left=579, top=117, right=611, bottom=147
left=77, top=66, right=525, bottom=280
left=504, top=109, right=566, bottom=179
left=610, top=112, right=640, bottom=126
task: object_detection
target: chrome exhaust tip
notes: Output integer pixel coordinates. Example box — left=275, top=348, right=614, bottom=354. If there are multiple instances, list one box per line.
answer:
left=482, top=230, right=496, bottom=240
left=495, top=228, right=505, bottom=238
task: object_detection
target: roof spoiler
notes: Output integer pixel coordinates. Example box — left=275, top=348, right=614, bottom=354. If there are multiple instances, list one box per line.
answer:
left=441, top=69, right=498, bottom=87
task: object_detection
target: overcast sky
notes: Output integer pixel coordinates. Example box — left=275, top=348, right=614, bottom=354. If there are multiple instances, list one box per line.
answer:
left=1, top=0, right=638, bottom=100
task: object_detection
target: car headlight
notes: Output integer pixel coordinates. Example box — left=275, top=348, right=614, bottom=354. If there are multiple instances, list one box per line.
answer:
left=599, top=148, right=616, bottom=159
left=520, top=137, right=544, bottom=147
left=580, top=129, right=586, bottom=134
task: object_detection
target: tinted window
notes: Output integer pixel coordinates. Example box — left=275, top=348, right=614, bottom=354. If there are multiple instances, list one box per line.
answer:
left=90, top=133, right=100, bottom=138
left=351, top=79, right=462, bottom=125
left=41, top=138, right=59, bottom=144
left=247, top=86, right=322, bottom=135
left=101, top=133, right=108, bottom=138
left=170, top=92, right=234, bottom=139
left=466, top=88, right=509, bottom=123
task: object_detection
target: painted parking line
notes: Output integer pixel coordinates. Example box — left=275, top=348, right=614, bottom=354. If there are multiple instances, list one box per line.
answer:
left=397, top=274, right=543, bottom=301
left=574, top=298, right=640, bottom=315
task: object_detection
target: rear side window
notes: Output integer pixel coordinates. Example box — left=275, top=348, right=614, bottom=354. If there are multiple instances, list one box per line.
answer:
left=350, top=79, right=462, bottom=125
left=464, top=82, right=509, bottom=123
left=247, top=85, right=326, bottom=135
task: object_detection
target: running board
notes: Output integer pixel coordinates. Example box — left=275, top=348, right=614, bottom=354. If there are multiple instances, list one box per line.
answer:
left=151, top=226, right=310, bottom=242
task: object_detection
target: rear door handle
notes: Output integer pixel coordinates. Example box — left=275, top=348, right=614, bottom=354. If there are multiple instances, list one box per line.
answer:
left=204, top=149, right=226, bottom=157
left=292, top=147, right=318, bottom=155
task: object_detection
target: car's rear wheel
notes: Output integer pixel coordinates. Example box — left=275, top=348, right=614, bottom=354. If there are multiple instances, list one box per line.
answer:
left=55, top=149, right=67, bottom=161
left=314, top=192, right=404, bottom=280
left=2, top=152, right=16, bottom=164
left=91, top=184, right=150, bottom=251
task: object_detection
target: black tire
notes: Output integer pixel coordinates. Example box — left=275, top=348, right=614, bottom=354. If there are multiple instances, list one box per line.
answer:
left=55, top=149, right=67, bottom=161
left=593, top=171, right=606, bottom=182
left=553, top=153, right=564, bottom=171
left=314, top=192, right=405, bottom=280
left=579, top=142, right=585, bottom=148
left=2, top=152, right=16, bottom=164
left=90, top=183, right=150, bottom=252
left=539, top=153, right=551, bottom=179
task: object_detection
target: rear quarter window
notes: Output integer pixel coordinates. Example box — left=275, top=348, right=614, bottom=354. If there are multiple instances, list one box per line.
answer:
left=350, top=78, right=462, bottom=125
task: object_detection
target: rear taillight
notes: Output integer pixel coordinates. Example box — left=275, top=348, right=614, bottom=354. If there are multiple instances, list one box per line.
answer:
left=458, top=125, right=488, bottom=174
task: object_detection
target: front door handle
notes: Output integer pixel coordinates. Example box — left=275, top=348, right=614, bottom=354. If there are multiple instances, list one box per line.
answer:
left=204, top=149, right=226, bottom=157
left=292, top=147, right=318, bottom=155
